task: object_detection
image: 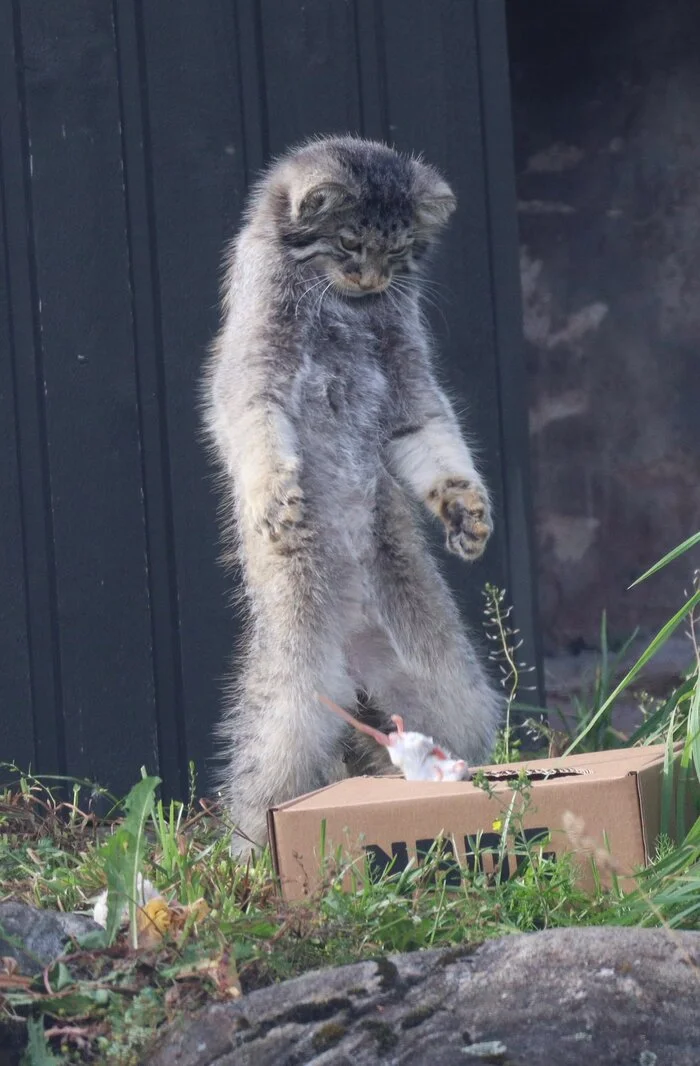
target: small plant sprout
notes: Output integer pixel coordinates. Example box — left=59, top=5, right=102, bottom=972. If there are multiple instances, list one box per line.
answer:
left=482, top=584, right=536, bottom=762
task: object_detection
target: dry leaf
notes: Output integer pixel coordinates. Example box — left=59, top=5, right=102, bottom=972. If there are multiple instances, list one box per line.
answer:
left=136, top=896, right=171, bottom=948
left=136, top=895, right=211, bottom=948
left=175, top=953, right=241, bottom=999
left=547, top=730, right=569, bottom=759
left=0, top=955, right=33, bottom=988
left=214, top=953, right=242, bottom=999
left=169, top=897, right=210, bottom=934
left=0, top=971, right=33, bottom=990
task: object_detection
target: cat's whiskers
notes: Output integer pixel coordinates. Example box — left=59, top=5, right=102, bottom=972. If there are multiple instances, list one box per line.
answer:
left=395, top=275, right=453, bottom=306
left=312, top=278, right=335, bottom=320
left=391, top=278, right=450, bottom=335
left=294, top=276, right=328, bottom=318
left=390, top=279, right=428, bottom=309
left=392, top=276, right=441, bottom=305
left=384, top=285, right=408, bottom=318
left=396, top=275, right=450, bottom=300
left=418, top=278, right=453, bottom=297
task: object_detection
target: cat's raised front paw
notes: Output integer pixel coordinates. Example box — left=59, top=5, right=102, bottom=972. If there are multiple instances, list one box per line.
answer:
left=255, top=469, right=306, bottom=542
left=430, top=476, right=493, bottom=561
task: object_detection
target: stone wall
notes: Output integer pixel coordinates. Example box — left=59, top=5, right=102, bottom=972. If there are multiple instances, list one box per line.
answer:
left=507, top=0, right=700, bottom=655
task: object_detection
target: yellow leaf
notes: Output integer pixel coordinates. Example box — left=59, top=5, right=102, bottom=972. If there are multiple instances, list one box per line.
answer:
left=137, top=896, right=171, bottom=947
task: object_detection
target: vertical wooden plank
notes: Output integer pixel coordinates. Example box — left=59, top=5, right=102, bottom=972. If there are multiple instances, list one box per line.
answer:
left=0, top=136, right=34, bottom=773
left=475, top=0, right=542, bottom=695
left=379, top=0, right=509, bottom=626
left=112, top=0, right=188, bottom=800
left=18, top=0, right=157, bottom=794
left=0, top=0, right=64, bottom=777
left=259, top=0, right=362, bottom=151
left=236, top=0, right=269, bottom=173
left=139, top=0, right=249, bottom=792
left=353, top=0, right=390, bottom=141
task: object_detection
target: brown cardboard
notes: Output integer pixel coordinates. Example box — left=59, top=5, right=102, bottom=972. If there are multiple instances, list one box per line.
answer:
left=268, top=744, right=698, bottom=901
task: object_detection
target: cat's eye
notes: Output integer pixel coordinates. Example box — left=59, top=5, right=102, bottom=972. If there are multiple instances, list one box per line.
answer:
left=387, top=245, right=408, bottom=259
left=339, top=235, right=362, bottom=252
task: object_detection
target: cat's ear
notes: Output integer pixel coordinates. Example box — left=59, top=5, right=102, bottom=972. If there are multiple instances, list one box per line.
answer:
left=413, top=167, right=457, bottom=230
left=295, top=182, right=353, bottom=222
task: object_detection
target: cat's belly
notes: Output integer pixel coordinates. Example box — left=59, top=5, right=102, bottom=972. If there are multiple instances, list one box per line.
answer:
left=302, top=410, right=385, bottom=548
left=331, top=475, right=379, bottom=558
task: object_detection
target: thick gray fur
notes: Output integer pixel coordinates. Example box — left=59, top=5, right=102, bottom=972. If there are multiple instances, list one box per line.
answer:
left=202, top=135, right=502, bottom=850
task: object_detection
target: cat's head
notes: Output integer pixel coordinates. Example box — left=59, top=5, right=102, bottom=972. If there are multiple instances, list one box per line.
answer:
left=263, top=136, right=456, bottom=296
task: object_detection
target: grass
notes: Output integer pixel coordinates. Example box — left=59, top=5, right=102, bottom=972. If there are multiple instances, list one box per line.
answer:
left=2, top=534, right=700, bottom=1064
left=0, top=772, right=617, bottom=1065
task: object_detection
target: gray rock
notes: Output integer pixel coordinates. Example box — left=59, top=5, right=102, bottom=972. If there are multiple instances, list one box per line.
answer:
left=0, top=901, right=99, bottom=976
left=146, top=926, right=700, bottom=1065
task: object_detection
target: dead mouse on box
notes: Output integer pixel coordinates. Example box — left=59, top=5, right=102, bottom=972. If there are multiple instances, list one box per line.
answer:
left=316, top=693, right=470, bottom=782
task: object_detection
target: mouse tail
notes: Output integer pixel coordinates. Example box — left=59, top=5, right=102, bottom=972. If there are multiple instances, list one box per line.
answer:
left=315, top=692, right=391, bottom=747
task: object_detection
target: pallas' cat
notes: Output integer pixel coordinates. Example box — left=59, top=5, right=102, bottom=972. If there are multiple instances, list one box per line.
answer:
left=203, top=135, right=501, bottom=850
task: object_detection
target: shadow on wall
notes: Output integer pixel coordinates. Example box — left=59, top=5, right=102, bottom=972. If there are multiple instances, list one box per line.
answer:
left=507, top=0, right=700, bottom=656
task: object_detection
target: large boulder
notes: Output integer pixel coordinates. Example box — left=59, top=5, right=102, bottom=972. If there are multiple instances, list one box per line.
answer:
left=147, top=926, right=700, bottom=1065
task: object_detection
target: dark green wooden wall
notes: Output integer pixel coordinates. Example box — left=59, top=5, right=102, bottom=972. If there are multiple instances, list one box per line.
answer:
left=0, top=0, right=539, bottom=799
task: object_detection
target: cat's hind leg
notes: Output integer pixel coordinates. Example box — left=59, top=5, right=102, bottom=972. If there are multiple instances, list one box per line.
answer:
left=219, top=550, right=356, bottom=853
left=364, top=632, right=500, bottom=767
left=364, top=504, right=502, bottom=767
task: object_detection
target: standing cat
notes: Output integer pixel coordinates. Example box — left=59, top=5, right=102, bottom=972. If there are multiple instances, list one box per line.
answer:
left=203, top=135, right=501, bottom=850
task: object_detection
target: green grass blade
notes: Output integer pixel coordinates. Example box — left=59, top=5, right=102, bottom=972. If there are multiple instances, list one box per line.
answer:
left=24, top=1015, right=62, bottom=1065
left=629, top=531, right=700, bottom=588
left=595, top=611, right=608, bottom=715
left=124, top=775, right=160, bottom=947
left=101, top=775, right=160, bottom=947
left=564, top=587, right=700, bottom=755
left=661, top=710, right=677, bottom=839
left=675, top=736, right=695, bottom=843
left=626, top=673, right=697, bottom=746
left=688, top=673, right=700, bottom=786
left=684, top=814, right=700, bottom=846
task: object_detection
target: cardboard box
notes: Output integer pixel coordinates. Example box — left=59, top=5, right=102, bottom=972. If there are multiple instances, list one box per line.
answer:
left=269, top=744, right=697, bottom=901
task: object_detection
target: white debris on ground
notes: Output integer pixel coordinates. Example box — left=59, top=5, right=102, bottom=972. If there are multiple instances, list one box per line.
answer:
left=92, top=872, right=160, bottom=928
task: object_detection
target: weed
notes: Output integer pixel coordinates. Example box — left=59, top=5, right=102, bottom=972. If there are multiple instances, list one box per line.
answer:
left=482, top=583, right=537, bottom=763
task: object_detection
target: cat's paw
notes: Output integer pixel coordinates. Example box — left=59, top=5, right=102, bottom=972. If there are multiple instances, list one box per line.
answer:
left=430, top=476, right=493, bottom=561
left=255, top=469, right=306, bottom=542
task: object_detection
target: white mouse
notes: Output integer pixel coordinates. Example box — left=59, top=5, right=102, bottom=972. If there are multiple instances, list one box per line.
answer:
left=316, top=693, right=469, bottom=782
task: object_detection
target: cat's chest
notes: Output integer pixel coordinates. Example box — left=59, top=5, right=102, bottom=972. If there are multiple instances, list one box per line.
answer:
left=296, top=322, right=390, bottom=424
left=305, top=356, right=386, bottom=423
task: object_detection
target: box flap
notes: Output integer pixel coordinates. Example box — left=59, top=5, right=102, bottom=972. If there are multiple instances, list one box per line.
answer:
left=270, top=781, right=343, bottom=815
left=488, top=744, right=667, bottom=777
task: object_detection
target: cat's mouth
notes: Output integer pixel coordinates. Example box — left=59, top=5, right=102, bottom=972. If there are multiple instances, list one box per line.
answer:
left=332, top=276, right=391, bottom=297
